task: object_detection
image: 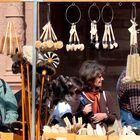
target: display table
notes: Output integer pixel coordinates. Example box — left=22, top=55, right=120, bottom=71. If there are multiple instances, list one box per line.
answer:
left=42, top=133, right=107, bottom=140
left=76, top=135, right=107, bottom=140
left=0, top=132, right=22, bottom=140
left=108, top=135, right=140, bottom=140
left=42, top=132, right=140, bottom=140
left=42, top=132, right=75, bottom=140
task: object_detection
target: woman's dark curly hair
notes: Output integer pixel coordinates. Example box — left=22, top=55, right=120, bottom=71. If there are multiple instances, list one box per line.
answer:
left=48, top=75, right=83, bottom=105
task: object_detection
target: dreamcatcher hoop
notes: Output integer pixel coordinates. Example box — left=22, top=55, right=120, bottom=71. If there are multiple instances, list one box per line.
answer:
left=131, top=2, right=136, bottom=22
left=65, top=3, right=81, bottom=25
left=88, top=3, right=100, bottom=23
left=101, top=3, right=114, bottom=24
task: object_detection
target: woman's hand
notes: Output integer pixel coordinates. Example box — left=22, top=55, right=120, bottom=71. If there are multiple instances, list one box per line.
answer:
left=83, top=104, right=92, bottom=114
left=91, top=113, right=108, bottom=123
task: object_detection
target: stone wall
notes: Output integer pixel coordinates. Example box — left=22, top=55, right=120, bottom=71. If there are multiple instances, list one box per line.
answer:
left=0, top=2, right=34, bottom=93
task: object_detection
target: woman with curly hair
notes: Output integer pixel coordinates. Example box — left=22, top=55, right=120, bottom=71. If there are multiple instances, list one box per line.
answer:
left=78, top=60, right=118, bottom=131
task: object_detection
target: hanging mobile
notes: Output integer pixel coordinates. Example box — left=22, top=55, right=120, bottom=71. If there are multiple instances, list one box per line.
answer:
left=101, top=3, right=118, bottom=50
left=88, top=3, right=100, bottom=49
left=65, top=3, right=84, bottom=51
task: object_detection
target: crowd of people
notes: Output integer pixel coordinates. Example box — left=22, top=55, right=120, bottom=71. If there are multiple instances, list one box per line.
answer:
left=0, top=59, right=140, bottom=135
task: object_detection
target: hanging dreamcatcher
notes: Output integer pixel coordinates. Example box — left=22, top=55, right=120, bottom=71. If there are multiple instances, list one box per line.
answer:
left=122, top=3, right=140, bottom=83
left=65, top=3, right=84, bottom=51
left=101, top=3, right=118, bottom=50
left=35, top=3, right=63, bottom=52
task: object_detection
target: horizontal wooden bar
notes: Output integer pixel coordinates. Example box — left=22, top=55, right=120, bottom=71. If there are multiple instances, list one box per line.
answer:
left=0, top=0, right=140, bottom=2
left=42, top=0, right=140, bottom=1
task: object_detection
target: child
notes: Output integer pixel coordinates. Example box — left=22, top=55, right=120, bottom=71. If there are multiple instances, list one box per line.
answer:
left=48, top=75, right=82, bottom=126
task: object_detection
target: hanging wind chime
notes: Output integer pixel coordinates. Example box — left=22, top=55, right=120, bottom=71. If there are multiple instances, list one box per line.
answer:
left=101, top=3, right=118, bottom=50
left=65, top=3, right=84, bottom=51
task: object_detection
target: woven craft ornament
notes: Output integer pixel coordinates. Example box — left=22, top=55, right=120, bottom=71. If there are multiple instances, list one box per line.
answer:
left=66, top=23, right=84, bottom=51
left=35, top=21, right=63, bottom=52
left=122, top=19, right=140, bottom=83
left=43, top=51, right=60, bottom=68
left=88, top=3, right=100, bottom=49
left=101, top=3, right=118, bottom=50
left=90, top=21, right=99, bottom=49
left=102, top=24, right=118, bottom=49
left=65, top=3, right=84, bottom=52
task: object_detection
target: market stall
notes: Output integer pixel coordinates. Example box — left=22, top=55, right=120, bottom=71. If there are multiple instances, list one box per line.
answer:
left=0, top=1, right=140, bottom=140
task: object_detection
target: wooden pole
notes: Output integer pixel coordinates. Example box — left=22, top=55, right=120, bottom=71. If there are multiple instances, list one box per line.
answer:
left=26, top=63, right=32, bottom=140
left=21, top=62, right=25, bottom=140
left=36, top=70, right=46, bottom=140
left=31, top=1, right=37, bottom=140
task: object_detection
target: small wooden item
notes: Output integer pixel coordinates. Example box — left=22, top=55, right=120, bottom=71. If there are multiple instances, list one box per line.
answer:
left=0, top=132, right=22, bottom=140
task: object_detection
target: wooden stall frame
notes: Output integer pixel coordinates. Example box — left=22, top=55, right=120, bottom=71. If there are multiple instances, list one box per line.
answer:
left=1, top=0, right=140, bottom=2
left=0, top=1, right=139, bottom=140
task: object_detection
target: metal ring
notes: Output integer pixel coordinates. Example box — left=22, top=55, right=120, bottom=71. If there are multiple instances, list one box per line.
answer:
left=101, top=3, right=114, bottom=24
left=131, top=2, right=136, bottom=21
left=65, top=3, right=81, bottom=25
left=118, top=2, right=122, bottom=7
left=88, top=3, right=100, bottom=23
